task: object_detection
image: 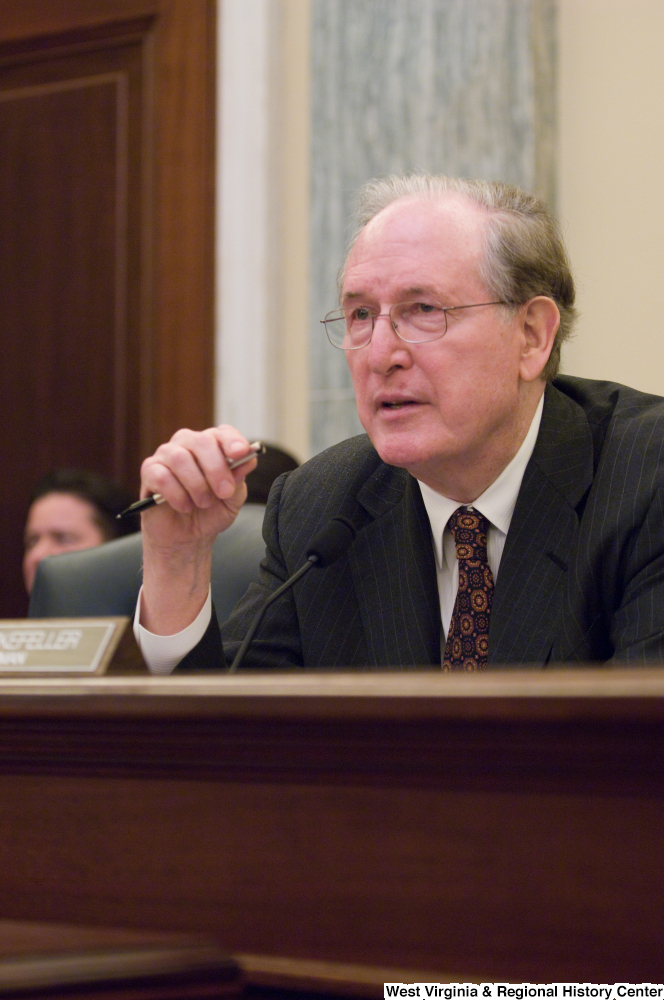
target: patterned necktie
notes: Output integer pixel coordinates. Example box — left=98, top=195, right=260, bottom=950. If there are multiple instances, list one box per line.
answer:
left=442, top=506, right=494, bottom=671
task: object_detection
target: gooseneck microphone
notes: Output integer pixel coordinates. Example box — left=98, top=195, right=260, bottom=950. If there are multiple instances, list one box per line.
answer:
left=228, top=516, right=357, bottom=673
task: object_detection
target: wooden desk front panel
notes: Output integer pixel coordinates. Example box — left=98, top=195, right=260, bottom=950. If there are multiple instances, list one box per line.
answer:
left=0, top=672, right=661, bottom=982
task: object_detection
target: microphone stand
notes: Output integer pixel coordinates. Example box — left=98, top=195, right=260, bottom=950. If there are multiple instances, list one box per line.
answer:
left=228, top=555, right=319, bottom=673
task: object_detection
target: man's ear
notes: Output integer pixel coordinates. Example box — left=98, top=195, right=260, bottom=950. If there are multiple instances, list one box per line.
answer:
left=518, top=296, right=560, bottom=382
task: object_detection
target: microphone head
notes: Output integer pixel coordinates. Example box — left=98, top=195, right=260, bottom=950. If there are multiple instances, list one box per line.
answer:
left=305, top=516, right=357, bottom=567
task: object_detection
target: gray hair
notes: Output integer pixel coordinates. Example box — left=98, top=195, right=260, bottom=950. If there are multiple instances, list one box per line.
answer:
left=340, top=173, right=577, bottom=381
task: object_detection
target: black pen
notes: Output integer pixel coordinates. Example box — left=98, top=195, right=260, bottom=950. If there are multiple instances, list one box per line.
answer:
left=116, top=441, right=265, bottom=519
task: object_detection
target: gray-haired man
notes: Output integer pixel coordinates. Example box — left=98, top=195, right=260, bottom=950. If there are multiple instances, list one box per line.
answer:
left=135, top=174, right=664, bottom=671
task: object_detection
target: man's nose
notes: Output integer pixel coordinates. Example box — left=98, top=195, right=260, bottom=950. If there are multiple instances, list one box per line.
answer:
left=23, top=542, right=52, bottom=592
left=367, top=313, right=411, bottom=371
left=28, top=538, right=59, bottom=566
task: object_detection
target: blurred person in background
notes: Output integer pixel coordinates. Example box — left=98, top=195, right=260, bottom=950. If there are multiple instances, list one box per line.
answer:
left=23, top=468, right=135, bottom=593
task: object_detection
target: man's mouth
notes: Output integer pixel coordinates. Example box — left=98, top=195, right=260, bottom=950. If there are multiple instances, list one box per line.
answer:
left=381, top=400, right=417, bottom=409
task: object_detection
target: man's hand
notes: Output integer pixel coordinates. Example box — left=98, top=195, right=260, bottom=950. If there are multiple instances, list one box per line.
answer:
left=140, top=426, right=257, bottom=546
left=139, top=426, right=258, bottom=635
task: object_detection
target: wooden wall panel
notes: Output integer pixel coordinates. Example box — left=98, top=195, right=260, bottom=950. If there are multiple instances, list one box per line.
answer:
left=0, top=48, right=143, bottom=478
left=0, top=1, right=215, bottom=617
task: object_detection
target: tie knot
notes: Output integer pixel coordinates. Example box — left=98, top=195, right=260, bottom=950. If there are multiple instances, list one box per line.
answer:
left=447, top=507, right=490, bottom=556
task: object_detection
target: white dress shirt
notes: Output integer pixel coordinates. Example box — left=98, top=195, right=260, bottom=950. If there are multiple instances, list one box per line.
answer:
left=418, top=394, right=543, bottom=640
left=136, top=396, right=544, bottom=674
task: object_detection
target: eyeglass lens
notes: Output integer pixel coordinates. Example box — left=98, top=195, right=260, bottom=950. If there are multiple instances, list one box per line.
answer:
left=325, top=301, right=449, bottom=349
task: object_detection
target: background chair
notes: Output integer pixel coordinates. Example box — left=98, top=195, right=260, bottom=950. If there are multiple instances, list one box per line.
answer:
left=29, top=504, right=267, bottom=626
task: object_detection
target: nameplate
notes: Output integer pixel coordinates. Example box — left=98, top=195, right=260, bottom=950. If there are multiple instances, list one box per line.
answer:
left=0, top=618, right=146, bottom=676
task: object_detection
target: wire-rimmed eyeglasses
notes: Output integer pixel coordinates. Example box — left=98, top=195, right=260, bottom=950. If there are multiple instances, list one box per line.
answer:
left=320, top=300, right=508, bottom=350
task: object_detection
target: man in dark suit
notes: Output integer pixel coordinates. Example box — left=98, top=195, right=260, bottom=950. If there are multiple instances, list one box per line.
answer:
left=135, top=174, right=664, bottom=671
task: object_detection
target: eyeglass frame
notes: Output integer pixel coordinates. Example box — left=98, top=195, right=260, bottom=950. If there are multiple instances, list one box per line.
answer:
left=320, top=299, right=511, bottom=350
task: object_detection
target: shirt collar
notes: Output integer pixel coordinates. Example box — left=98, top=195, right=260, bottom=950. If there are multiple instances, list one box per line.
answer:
left=418, top=394, right=545, bottom=568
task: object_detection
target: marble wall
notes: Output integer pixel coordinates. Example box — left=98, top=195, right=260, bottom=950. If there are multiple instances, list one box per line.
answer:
left=309, top=0, right=557, bottom=454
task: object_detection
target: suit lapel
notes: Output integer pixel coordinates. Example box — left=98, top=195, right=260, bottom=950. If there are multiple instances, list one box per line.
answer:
left=350, top=467, right=441, bottom=666
left=489, top=385, right=594, bottom=664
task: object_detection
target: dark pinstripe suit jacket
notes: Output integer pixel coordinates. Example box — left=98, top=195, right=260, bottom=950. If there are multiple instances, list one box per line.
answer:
left=178, top=376, right=664, bottom=671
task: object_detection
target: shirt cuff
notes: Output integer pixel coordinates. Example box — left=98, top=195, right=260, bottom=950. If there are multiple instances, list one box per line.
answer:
left=133, top=587, right=213, bottom=675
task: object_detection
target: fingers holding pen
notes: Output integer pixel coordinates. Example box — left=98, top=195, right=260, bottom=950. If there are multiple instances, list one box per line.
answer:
left=140, top=427, right=259, bottom=514
left=166, top=427, right=249, bottom=507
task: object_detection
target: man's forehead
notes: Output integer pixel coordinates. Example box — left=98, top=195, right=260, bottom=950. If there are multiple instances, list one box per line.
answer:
left=368, top=190, right=485, bottom=230
left=343, top=192, right=488, bottom=294
left=27, top=492, right=98, bottom=524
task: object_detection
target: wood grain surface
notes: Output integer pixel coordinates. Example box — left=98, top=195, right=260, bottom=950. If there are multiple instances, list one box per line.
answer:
left=0, top=670, right=660, bottom=983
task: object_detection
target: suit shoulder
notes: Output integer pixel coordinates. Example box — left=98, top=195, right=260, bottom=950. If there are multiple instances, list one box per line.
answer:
left=553, top=375, right=664, bottom=424
left=552, top=375, right=664, bottom=476
left=279, top=435, right=383, bottom=502
left=299, top=433, right=380, bottom=471
left=261, top=434, right=404, bottom=560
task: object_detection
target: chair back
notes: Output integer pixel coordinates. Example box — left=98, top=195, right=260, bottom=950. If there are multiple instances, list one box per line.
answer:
left=29, top=504, right=267, bottom=626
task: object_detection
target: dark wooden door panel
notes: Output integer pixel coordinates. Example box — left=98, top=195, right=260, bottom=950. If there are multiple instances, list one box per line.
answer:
left=0, top=2, right=214, bottom=617
left=0, top=32, right=146, bottom=616
left=0, top=55, right=142, bottom=481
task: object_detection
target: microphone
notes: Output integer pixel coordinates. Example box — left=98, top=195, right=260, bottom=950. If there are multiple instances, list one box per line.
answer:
left=305, top=515, right=357, bottom=566
left=228, top=516, right=357, bottom=673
